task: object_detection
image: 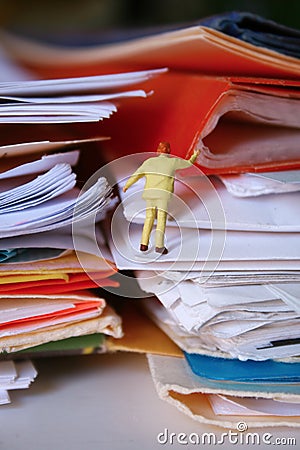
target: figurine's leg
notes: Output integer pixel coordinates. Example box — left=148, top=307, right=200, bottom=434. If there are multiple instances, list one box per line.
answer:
left=140, top=206, right=155, bottom=251
left=155, top=208, right=168, bottom=254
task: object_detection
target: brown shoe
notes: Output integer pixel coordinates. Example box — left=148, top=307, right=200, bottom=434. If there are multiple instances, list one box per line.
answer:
left=155, top=247, right=168, bottom=255
left=140, top=244, right=148, bottom=252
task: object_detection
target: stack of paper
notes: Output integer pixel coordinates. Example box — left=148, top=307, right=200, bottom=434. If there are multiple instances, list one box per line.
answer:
left=114, top=160, right=300, bottom=360
left=0, top=292, right=122, bottom=353
left=0, top=48, right=169, bottom=355
left=109, top=147, right=300, bottom=426
left=0, top=92, right=124, bottom=356
left=0, top=151, right=120, bottom=352
left=0, top=359, right=37, bottom=405
left=0, top=69, right=166, bottom=124
left=0, top=138, right=113, bottom=250
left=0, top=250, right=124, bottom=353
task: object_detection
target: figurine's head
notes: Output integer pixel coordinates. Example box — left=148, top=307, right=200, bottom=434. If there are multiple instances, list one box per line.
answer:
left=157, top=142, right=171, bottom=154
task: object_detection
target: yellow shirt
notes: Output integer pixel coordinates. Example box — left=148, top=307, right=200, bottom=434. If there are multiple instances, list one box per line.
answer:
left=124, top=153, right=197, bottom=201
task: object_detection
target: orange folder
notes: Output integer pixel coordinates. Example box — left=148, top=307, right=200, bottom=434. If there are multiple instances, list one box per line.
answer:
left=0, top=271, right=119, bottom=295
left=99, top=72, right=300, bottom=174
left=1, top=71, right=297, bottom=174
left=2, top=25, right=300, bottom=79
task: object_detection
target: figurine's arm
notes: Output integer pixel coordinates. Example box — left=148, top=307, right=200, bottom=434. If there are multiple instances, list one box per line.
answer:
left=188, top=149, right=201, bottom=164
left=123, top=169, right=144, bottom=192
left=174, top=149, right=201, bottom=170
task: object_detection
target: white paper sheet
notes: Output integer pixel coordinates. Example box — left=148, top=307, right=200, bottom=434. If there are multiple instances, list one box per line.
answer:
left=266, top=284, right=300, bottom=313
left=208, top=394, right=300, bottom=416
left=0, top=69, right=166, bottom=95
left=219, top=171, right=300, bottom=197
left=0, top=360, right=37, bottom=391
left=0, top=389, right=10, bottom=405
left=0, top=150, right=79, bottom=179
left=0, top=137, right=108, bottom=158
left=2, top=89, right=146, bottom=104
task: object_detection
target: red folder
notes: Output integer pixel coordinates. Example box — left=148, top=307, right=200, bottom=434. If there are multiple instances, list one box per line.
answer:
left=0, top=72, right=298, bottom=175
left=99, top=72, right=300, bottom=174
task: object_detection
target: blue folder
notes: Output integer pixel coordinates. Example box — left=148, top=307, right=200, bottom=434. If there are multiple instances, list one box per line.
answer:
left=185, top=352, right=300, bottom=384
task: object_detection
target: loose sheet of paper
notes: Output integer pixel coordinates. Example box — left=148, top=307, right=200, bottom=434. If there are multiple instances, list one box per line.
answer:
left=208, top=394, right=300, bottom=416
left=219, top=170, right=300, bottom=197
left=0, top=150, right=79, bottom=179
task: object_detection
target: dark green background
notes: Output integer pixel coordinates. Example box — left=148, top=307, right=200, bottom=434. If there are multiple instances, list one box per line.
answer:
left=1, top=0, right=300, bottom=36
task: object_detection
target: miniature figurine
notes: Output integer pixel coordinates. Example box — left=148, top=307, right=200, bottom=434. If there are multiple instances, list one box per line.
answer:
left=123, top=142, right=200, bottom=254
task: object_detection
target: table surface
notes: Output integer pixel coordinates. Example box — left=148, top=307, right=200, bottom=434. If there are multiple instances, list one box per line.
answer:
left=1, top=352, right=299, bottom=450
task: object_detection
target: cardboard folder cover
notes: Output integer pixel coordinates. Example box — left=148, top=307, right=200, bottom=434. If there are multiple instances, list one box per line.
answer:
left=147, top=354, right=300, bottom=429
left=2, top=18, right=300, bottom=79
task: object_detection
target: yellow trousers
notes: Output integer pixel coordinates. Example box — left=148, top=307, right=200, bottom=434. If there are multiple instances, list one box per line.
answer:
left=141, top=203, right=168, bottom=248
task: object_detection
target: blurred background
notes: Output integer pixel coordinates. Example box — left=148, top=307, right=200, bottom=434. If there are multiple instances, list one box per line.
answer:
left=1, top=0, right=300, bottom=42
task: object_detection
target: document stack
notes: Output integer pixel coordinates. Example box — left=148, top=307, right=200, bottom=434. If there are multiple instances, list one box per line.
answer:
left=1, top=11, right=300, bottom=428
left=101, top=13, right=300, bottom=428
left=0, top=49, right=165, bottom=357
